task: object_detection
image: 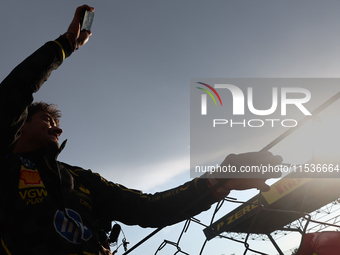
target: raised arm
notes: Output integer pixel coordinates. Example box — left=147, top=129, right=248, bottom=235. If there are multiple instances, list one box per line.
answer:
left=0, top=5, right=94, bottom=153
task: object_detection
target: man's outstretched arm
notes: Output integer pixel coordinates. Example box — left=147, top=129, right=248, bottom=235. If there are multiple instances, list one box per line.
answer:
left=0, top=5, right=94, bottom=153
left=84, top=151, right=282, bottom=227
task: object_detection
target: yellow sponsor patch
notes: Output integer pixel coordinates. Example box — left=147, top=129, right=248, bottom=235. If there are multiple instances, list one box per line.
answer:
left=19, top=165, right=45, bottom=189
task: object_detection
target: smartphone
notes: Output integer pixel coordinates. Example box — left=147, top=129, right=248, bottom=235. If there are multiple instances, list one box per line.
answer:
left=80, top=10, right=95, bottom=31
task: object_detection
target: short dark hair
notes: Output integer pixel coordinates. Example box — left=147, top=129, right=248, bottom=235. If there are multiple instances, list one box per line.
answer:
left=27, top=102, right=62, bottom=126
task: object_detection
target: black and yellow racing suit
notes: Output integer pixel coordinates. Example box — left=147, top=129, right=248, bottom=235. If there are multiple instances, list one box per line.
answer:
left=0, top=36, right=217, bottom=254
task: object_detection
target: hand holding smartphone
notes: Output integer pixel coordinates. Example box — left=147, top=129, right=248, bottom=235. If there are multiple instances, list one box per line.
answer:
left=80, top=10, right=94, bottom=31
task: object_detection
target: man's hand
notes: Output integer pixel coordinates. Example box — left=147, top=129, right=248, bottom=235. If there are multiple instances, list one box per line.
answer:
left=67, top=5, right=95, bottom=48
left=213, top=151, right=283, bottom=179
left=207, top=151, right=283, bottom=198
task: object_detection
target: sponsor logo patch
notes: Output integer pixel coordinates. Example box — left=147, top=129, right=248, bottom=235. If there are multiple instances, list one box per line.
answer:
left=54, top=209, right=92, bottom=244
left=19, top=166, right=45, bottom=189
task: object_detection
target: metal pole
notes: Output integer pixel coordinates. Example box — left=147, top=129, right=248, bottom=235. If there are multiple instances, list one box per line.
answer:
left=267, top=234, right=284, bottom=255
left=261, top=91, right=340, bottom=152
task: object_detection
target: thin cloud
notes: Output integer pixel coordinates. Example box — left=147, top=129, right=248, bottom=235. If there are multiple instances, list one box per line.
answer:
left=99, top=156, right=190, bottom=192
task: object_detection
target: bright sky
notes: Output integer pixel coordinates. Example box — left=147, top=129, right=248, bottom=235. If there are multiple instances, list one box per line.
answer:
left=2, top=1, right=340, bottom=254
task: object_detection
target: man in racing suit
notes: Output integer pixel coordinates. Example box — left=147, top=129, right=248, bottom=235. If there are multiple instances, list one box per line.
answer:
left=0, top=5, right=282, bottom=255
